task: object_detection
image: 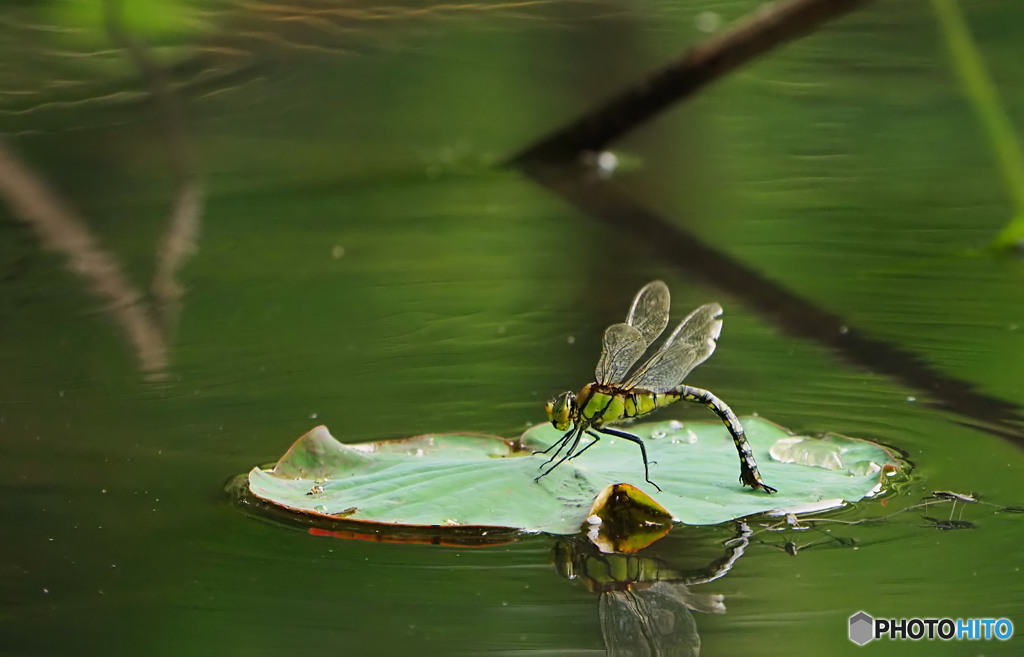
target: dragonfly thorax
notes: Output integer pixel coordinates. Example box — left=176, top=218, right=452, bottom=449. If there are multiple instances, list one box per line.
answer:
left=545, top=391, right=577, bottom=431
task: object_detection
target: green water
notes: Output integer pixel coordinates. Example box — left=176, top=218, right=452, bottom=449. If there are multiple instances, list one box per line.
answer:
left=2, top=1, right=1022, bottom=655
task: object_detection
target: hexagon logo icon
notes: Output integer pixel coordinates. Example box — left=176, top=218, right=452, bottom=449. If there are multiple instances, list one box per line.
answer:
left=849, top=611, right=874, bottom=645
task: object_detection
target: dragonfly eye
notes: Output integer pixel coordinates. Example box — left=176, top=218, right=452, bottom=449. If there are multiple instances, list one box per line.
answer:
left=546, top=392, right=576, bottom=431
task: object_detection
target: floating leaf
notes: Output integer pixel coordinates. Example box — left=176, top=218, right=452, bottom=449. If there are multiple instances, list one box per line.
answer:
left=246, top=417, right=905, bottom=535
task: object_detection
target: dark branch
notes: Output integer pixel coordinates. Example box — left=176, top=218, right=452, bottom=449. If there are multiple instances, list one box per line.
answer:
left=509, top=0, right=871, bottom=166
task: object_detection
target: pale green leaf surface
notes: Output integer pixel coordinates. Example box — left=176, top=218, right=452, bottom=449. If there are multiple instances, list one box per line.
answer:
left=247, top=417, right=903, bottom=534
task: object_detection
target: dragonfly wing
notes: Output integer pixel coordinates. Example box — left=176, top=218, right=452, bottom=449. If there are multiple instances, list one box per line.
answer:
left=594, top=281, right=670, bottom=385
left=623, top=302, right=723, bottom=392
left=595, top=323, right=647, bottom=385
left=626, top=280, right=671, bottom=347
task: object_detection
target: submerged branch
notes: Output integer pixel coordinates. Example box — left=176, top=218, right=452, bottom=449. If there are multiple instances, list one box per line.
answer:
left=510, top=0, right=870, bottom=166
left=519, top=167, right=1024, bottom=446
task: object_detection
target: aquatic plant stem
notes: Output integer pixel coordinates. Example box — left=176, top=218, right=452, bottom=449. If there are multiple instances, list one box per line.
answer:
left=930, top=0, right=1024, bottom=249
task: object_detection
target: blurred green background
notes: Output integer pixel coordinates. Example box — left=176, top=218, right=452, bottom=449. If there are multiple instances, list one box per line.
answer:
left=1, top=1, right=1022, bottom=655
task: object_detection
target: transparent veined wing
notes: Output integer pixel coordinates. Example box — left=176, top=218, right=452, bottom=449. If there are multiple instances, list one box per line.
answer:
left=622, top=302, right=723, bottom=393
left=595, top=323, right=647, bottom=385
left=595, top=281, right=671, bottom=385
left=626, top=280, right=670, bottom=347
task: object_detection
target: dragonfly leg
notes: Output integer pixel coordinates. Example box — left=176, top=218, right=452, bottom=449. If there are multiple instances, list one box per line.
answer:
left=566, top=429, right=602, bottom=461
left=533, top=426, right=575, bottom=457
left=595, top=426, right=662, bottom=492
left=546, top=426, right=585, bottom=467
left=678, top=385, right=777, bottom=494
left=535, top=426, right=584, bottom=481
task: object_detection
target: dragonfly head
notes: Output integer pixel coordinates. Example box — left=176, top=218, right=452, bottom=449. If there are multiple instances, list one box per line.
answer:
left=545, top=391, right=577, bottom=431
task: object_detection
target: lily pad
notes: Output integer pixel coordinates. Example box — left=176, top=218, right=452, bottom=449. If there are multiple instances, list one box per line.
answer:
left=246, top=417, right=905, bottom=535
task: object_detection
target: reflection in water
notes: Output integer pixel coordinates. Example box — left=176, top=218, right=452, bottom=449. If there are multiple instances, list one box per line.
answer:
left=102, top=0, right=205, bottom=338
left=0, top=0, right=202, bottom=379
left=554, top=523, right=750, bottom=656
left=600, top=582, right=719, bottom=657
left=0, top=143, right=170, bottom=374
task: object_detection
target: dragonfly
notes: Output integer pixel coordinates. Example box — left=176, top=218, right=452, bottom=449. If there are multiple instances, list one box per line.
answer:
left=539, top=280, right=776, bottom=494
